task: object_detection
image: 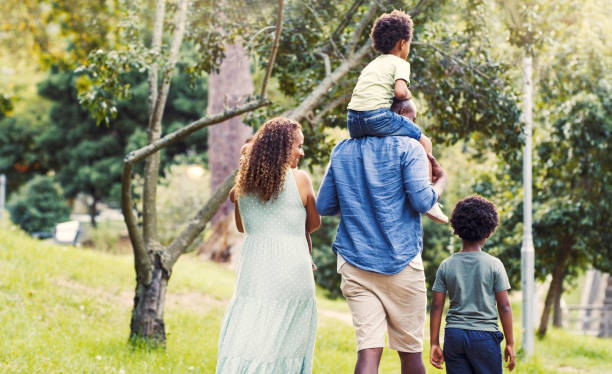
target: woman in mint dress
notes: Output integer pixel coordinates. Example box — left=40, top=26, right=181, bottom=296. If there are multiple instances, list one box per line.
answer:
left=216, top=117, right=321, bottom=374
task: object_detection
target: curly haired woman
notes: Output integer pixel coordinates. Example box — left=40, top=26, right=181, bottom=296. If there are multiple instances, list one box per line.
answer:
left=216, top=117, right=321, bottom=374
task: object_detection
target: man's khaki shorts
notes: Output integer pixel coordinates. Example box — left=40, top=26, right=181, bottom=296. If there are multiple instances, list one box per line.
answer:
left=340, top=261, right=426, bottom=353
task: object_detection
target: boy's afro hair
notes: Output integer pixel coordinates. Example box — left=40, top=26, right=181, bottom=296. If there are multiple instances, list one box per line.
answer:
left=450, top=195, right=499, bottom=242
left=370, top=10, right=413, bottom=54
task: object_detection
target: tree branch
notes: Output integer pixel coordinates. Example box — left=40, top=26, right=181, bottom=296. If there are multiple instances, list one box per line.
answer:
left=125, top=99, right=270, bottom=165
left=147, top=0, right=166, bottom=116
left=166, top=169, right=237, bottom=269
left=412, top=41, right=495, bottom=82
left=283, top=41, right=371, bottom=122
left=310, top=92, right=352, bottom=125
left=326, top=0, right=365, bottom=56
left=409, top=0, right=430, bottom=17
left=260, top=0, right=284, bottom=98
left=347, top=1, right=379, bottom=55
left=142, top=0, right=189, bottom=244
left=316, top=51, right=332, bottom=77
left=121, top=161, right=151, bottom=284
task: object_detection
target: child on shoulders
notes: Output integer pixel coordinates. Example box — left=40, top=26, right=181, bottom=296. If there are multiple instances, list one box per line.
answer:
left=429, top=195, right=516, bottom=374
left=347, top=9, right=447, bottom=223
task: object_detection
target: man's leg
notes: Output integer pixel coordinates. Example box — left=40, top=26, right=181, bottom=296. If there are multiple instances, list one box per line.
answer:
left=355, top=347, right=384, bottom=374
left=398, top=351, right=425, bottom=374
left=340, top=263, right=387, bottom=374
left=382, top=265, right=427, bottom=373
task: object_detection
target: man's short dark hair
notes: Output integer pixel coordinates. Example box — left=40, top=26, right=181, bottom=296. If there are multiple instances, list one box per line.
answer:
left=370, top=10, right=413, bottom=54
left=450, top=195, right=499, bottom=242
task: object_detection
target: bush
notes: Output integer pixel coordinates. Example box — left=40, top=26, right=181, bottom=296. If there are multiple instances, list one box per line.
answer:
left=312, top=215, right=342, bottom=298
left=8, top=175, right=70, bottom=234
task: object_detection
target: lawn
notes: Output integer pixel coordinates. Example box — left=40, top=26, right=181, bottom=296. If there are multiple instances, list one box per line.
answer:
left=1, top=219, right=610, bottom=373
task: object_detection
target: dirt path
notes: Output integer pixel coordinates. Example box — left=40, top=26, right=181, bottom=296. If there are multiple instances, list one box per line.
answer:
left=53, top=277, right=354, bottom=324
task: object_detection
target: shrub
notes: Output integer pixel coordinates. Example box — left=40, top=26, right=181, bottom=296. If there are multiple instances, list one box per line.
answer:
left=8, top=175, right=70, bottom=234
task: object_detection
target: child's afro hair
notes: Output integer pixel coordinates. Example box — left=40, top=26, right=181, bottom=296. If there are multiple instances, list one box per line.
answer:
left=370, top=10, right=413, bottom=54
left=450, top=195, right=499, bottom=242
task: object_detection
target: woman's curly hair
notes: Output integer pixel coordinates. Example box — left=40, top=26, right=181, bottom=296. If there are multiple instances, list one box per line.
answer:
left=235, top=117, right=301, bottom=201
left=450, top=195, right=499, bottom=242
left=370, top=10, right=414, bottom=54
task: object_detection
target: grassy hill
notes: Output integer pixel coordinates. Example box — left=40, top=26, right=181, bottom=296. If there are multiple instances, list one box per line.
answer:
left=1, top=219, right=610, bottom=373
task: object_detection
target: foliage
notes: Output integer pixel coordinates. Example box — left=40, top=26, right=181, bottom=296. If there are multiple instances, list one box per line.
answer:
left=7, top=175, right=70, bottom=234
left=473, top=0, right=612, bottom=293
left=0, top=0, right=121, bottom=68
left=249, top=0, right=522, bottom=167
left=311, top=215, right=341, bottom=298
left=0, top=93, right=12, bottom=119
left=144, top=163, right=211, bottom=246
left=0, top=116, right=49, bottom=196
left=32, top=66, right=208, bottom=224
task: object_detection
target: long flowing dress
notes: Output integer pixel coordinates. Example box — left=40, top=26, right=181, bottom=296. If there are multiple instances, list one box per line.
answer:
left=216, top=170, right=317, bottom=374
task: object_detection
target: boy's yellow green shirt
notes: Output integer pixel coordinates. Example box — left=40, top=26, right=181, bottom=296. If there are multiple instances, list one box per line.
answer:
left=347, top=54, right=411, bottom=111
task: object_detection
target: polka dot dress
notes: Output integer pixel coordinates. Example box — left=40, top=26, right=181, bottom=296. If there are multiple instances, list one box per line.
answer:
left=216, top=170, right=317, bottom=374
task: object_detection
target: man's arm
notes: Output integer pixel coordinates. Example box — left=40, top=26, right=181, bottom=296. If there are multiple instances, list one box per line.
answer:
left=496, top=290, right=516, bottom=371
left=316, top=163, right=340, bottom=216
left=402, top=146, right=447, bottom=212
left=430, top=291, right=446, bottom=370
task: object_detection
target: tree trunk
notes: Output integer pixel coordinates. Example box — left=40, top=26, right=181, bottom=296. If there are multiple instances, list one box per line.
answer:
left=198, top=41, right=253, bottom=261
left=553, top=271, right=566, bottom=327
left=129, top=253, right=169, bottom=346
left=89, top=197, right=97, bottom=228
left=538, top=246, right=571, bottom=337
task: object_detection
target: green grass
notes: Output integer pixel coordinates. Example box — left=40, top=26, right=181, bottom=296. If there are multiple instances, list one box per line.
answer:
left=1, top=220, right=610, bottom=373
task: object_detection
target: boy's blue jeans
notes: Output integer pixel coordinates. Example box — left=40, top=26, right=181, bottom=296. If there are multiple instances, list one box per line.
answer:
left=347, top=108, right=422, bottom=139
left=443, top=327, right=504, bottom=374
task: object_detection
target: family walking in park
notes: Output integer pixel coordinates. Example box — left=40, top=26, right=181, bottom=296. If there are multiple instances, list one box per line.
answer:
left=216, top=9, right=515, bottom=374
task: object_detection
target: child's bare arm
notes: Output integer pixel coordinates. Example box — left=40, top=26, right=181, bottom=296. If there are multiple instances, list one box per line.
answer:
left=394, top=79, right=411, bottom=100
left=430, top=291, right=446, bottom=369
left=496, top=290, right=516, bottom=371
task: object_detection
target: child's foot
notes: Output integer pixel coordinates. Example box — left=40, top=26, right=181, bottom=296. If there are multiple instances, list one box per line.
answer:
left=426, top=202, right=449, bottom=224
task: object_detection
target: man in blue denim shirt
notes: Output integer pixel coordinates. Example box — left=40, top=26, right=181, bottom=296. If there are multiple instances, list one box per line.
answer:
left=316, top=104, right=448, bottom=374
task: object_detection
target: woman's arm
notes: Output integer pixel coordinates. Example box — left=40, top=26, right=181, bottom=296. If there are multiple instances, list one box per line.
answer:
left=229, top=186, right=244, bottom=233
left=293, top=169, right=321, bottom=233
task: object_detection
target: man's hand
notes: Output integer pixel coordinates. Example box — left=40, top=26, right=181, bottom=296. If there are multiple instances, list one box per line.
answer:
left=504, top=344, right=516, bottom=371
left=429, top=344, right=444, bottom=369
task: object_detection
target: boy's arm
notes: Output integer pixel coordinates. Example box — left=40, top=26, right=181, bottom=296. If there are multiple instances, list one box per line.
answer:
left=430, top=291, right=446, bottom=369
left=394, top=79, right=411, bottom=100
left=496, top=290, right=516, bottom=371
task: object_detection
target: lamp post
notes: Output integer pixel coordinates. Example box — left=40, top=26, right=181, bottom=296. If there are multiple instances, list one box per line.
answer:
left=521, top=53, right=535, bottom=357
left=0, top=174, right=6, bottom=220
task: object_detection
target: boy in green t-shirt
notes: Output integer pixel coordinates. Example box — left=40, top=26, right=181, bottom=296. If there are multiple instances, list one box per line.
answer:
left=429, top=195, right=516, bottom=374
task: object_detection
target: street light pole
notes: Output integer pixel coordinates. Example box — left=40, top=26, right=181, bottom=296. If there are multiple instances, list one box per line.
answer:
left=0, top=174, right=6, bottom=220
left=521, top=53, right=535, bottom=357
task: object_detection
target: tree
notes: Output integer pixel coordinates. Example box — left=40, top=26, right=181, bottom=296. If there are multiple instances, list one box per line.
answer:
left=199, top=41, right=254, bottom=262
left=485, top=0, right=612, bottom=337
left=78, top=0, right=284, bottom=345
left=8, top=175, right=70, bottom=234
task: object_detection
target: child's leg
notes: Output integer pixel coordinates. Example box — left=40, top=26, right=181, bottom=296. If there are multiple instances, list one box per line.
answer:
left=443, top=328, right=475, bottom=374
left=464, top=330, right=503, bottom=374
left=350, top=109, right=422, bottom=139
left=418, top=134, right=433, bottom=182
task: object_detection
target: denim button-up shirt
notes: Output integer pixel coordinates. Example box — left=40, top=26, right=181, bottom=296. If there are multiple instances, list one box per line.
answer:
left=316, top=136, right=437, bottom=274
